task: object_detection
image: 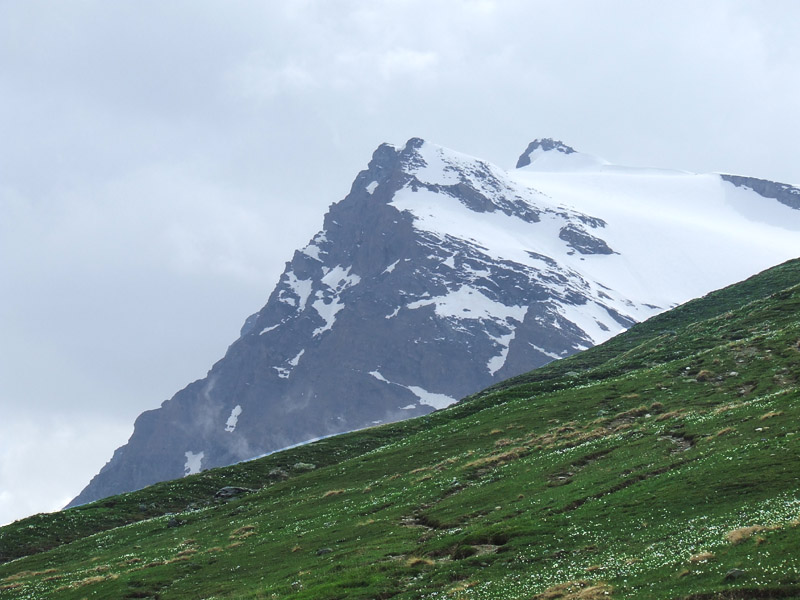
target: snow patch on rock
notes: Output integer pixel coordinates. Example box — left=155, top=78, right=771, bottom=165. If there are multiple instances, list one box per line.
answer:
left=369, top=370, right=389, bottom=383
left=312, top=266, right=361, bottom=336
left=556, top=301, right=627, bottom=345
left=322, top=265, right=361, bottom=292
left=302, top=244, right=322, bottom=261
left=407, top=385, right=457, bottom=410
left=184, top=451, right=204, bottom=476
left=289, top=349, right=305, bottom=367
left=369, top=371, right=457, bottom=409
left=487, top=330, right=517, bottom=376
left=407, top=285, right=527, bottom=323
left=274, top=350, right=304, bottom=379
left=312, top=296, right=345, bottom=336
left=281, top=272, right=313, bottom=310
left=224, top=405, right=242, bottom=433
left=529, top=343, right=563, bottom=360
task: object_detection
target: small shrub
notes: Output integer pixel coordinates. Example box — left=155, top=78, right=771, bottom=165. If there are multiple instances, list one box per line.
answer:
left=689, top=552, right=715, bottom=562
left=695, top=370, right=714, bottom=382
left=143, top=560, right=165, bottom=568
left=230, top=525, right=255, bottom=536
left=531, top=580, right=612, bottom=599
left=322, top=489, right=345, bottom=498
left=447, top=580, right=478, bottom=594
left=88, top=564, right=110, bottom=573
left=74, top=574, right=119, bottom=588
left=726, top=525, right=765, bottom=544
left=713, top=402, right=741, bottom=414
left=760, top=411, right=784, bottom=420
left=614, top=405, right=648, bottom=419
left=464, top=446, right=528, bottom=469
left=1, top=573, right=25, bottom=582
left=656, top=411, right=684, bottom=422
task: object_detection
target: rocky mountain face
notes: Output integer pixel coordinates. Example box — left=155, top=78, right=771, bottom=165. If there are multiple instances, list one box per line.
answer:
left=68, top=138, right=800, bottom=507
left=515, top=138, right=576, bottom=167
left=720, top=173, right=800, bottom=209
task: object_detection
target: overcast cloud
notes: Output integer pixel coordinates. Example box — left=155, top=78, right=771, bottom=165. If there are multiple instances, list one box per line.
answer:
left=2, top=0, right=799, bottom=526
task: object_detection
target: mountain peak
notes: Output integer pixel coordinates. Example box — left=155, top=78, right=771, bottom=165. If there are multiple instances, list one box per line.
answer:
left=516, top=139, right=576, bottom=168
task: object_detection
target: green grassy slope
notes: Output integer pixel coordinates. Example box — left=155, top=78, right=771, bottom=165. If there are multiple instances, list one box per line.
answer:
left=2, top=259, right=799, bottom=600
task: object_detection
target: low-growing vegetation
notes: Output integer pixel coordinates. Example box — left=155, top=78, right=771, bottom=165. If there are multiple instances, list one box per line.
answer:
left=1, top=259, right=799, bottom=598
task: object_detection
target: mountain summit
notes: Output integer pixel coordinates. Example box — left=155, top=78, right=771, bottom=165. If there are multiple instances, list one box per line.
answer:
left=515, top=138, right=611, bottom=171
left=515, top=138, right=576, bottom=167
left=68, top=138, right=800, bottom=506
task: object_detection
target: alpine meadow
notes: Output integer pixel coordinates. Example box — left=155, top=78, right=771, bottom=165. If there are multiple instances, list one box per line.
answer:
left=2, top=258, right=798, bottom=599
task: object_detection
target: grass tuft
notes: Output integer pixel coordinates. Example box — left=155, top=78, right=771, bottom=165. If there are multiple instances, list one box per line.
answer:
left=689, top=552, right=715, bottom=562
left=726, top=525, right=765, bottom=544
left=532, top=580, right=612, bottom=599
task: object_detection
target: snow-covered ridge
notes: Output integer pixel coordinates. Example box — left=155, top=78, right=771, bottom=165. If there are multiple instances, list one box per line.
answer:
left=393, top=139, right=800, bottom=331
left=387, top=141, right=657, bottom=349
left=511, top=166, right=800, bottom=308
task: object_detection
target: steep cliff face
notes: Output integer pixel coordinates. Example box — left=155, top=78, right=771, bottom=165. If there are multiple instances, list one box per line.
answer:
left=68, top=138, right=800, bottom=507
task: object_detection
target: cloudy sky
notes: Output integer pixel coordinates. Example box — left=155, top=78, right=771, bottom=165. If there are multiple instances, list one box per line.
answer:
left=2, top=0, right=799, bottom=526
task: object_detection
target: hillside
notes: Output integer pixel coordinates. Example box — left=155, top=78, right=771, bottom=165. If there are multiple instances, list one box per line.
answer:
left=2, top=258, right=799, bottom=599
